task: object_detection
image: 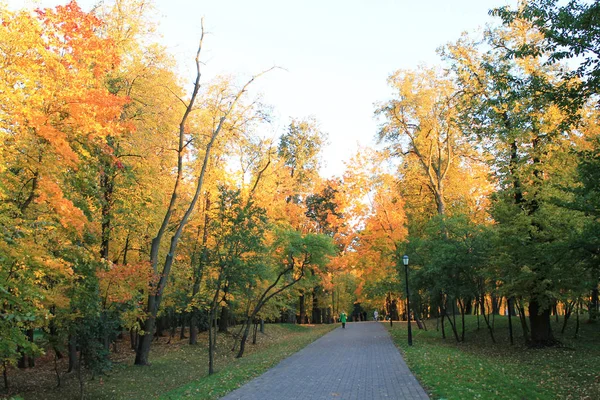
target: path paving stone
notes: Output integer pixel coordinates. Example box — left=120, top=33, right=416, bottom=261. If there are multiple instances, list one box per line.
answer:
left=220, top=322, right=430, bottom=400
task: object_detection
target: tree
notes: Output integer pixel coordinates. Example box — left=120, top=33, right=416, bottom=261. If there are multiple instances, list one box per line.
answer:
left=494, top=0, right=600, bottom=325
left=0, top=1, right=129, bottom=381
left=444, top=19, right=584, bottom=345
left=235, top=230, right=335, bottom=358
left=133, top=17, right=274, bottom=362
left=377, top=67, right=471, bottom=218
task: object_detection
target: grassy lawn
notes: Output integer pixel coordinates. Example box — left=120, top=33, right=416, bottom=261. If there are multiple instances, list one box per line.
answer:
left=7, top=323, right=336, bottom=400
left=386, top=315, right=600, bottom=400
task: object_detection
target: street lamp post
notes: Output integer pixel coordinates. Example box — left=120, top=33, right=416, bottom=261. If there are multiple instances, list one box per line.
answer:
left=403, top=254, right=413, bottom=346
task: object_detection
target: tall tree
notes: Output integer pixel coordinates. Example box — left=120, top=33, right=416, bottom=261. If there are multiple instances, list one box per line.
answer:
left=444, top=20, right=582, bottom=345
left=133, top=17, right=274, bottom=363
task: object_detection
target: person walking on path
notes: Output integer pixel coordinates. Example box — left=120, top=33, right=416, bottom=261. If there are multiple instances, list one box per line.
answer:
left=340, top=311, right=347, bottom=328
left=373, top=310, right=379, bottom=321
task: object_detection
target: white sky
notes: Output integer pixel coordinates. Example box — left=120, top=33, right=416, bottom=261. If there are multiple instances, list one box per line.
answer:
left=7, top=0, right=517, bottom=177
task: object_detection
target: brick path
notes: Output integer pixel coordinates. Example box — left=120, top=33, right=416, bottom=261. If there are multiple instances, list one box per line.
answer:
left=220, top=322, right=430, bottom=400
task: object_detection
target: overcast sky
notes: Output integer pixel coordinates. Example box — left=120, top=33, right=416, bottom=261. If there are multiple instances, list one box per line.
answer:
left=8, top=0, right=517, bottom=177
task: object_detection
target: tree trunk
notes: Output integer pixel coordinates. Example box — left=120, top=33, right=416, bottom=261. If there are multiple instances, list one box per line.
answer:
left=528, top=298, right=555, bottom=346
left=440, top=306, right=446, bottom=339
left=589, top=287, right=599, bottom=323
left=574, top=298, right=581, bottom=338
left=3, top=361, right=8, bottom=390
left=517, top=298, right=530, bottom=342
left=507, top=297, right=514, bottom=345
left=208, top=316, right=215, bottom=375
left=480, top=295, right=496, bottom=343
left=561, top=301, right=574, bottom=334
left=180, top=313, right=187, bottom=340
left=299, top=293, right=306, bottom=324
left=130, top=328, right=137, bottom=351
left=457, top=299, right=466, bottom=342
left=311, top=288, right=321, bottom=324
left=491, top=295, right=500, bottom=315
left=68, top=334, right=78, bottom=373
left=475, top=298, right=480, bottom=330
left=189, top=314, right=199, bottom=346
left=77, top=349, right=85, bottom=400
left=135, top=314, right=156, bottom=365
left=167, top=311, right=176, bottom=344
left=218, top=304, right=229, bottom=333
left=54, top=352, right=61, bottom=388
left=155, top=314, right=165, bottom=338
left=252, top=321, right=258, bottom=345
left=444, top=302, right=460, bottom=342
left=236, top=318, right=252, bottom=358
left=190, top=195, right=210, bottom=345
left=122, top=233, right=130, bottom=265
left=100, top=165, right=114, bottom=261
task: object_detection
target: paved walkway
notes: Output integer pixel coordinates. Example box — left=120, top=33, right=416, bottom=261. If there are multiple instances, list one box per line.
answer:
left=220, top=322, right=430, bottom=400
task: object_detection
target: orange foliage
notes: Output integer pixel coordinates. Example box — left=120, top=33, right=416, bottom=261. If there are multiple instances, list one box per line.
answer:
left=97, top=261, right=152, bottom=306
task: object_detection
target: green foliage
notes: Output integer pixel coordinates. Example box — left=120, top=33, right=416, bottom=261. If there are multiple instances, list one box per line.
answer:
left=305, top=179, right=344, bottom=236
left=493, top=0, right=600, bottom=99
left=277, top=117, right=327, bottom=184
left=67, top=260, right=112, bottom=376
left=0, top=244, right=44, bottom=368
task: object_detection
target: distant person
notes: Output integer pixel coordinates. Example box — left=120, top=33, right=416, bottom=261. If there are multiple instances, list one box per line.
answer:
left=373, top=310, right=379, bottom=321
left=340, top=311, right=347, bottom=329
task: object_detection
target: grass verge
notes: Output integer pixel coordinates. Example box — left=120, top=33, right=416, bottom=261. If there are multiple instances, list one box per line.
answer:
left=8, top=323, right=336, bottom=400
left=386, top=315, right=600, bottom=400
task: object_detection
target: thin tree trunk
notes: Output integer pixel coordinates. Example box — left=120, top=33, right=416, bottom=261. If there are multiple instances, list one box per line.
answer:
left=237, top=318, right=252, bottom=358
left=130, top=328, right=137, bottom=351
left=54, top=352, right=61, bottom=388
left=440, top=306, right=446, bottom=339
left=167, top=311, right=176, bottom=344
left=574, top=298, right=581, bottom=339
left=444, top=303, right=460, bottom=342
left=68, top=334, right=78, bottom=373
left=208, top=266, right=225, bottom=375
left=252, top=321, right=258, bottom=344
left=507, top=297, right=514, bottom=345
left=480, top=295, right=496, bottom=343
left=180, top=313, right=187, bottom=340
left=561, top=300, right=574, bottom=334
left=517, top=298, right=530, bottom=342
left=190, top=196, right=210, bottom=345
left=451, top=300, right=459, bottom=342
left=589, top=287, right=599, bottom=323
left=3, top=361, right=8, bottom=390
left=299, top=292, right=306, bottom=324
left=457, top=298, right=466, bottom=342
left=77, top=348, right=84, bottom=400
left=475, top=298, right=480, bottom=330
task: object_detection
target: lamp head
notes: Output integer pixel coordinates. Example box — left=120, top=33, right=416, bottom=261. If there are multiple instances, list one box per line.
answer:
left=402, top=254, right=409, bottom=266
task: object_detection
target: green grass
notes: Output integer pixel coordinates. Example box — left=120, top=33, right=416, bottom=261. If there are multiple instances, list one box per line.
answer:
left=9, top=323, right=336, bottom=400
left=386, top=315, right=600, bottom=400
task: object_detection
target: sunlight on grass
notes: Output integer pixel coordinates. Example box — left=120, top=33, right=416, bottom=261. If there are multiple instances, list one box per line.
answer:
left=387, top=316, right=600, bottom=400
